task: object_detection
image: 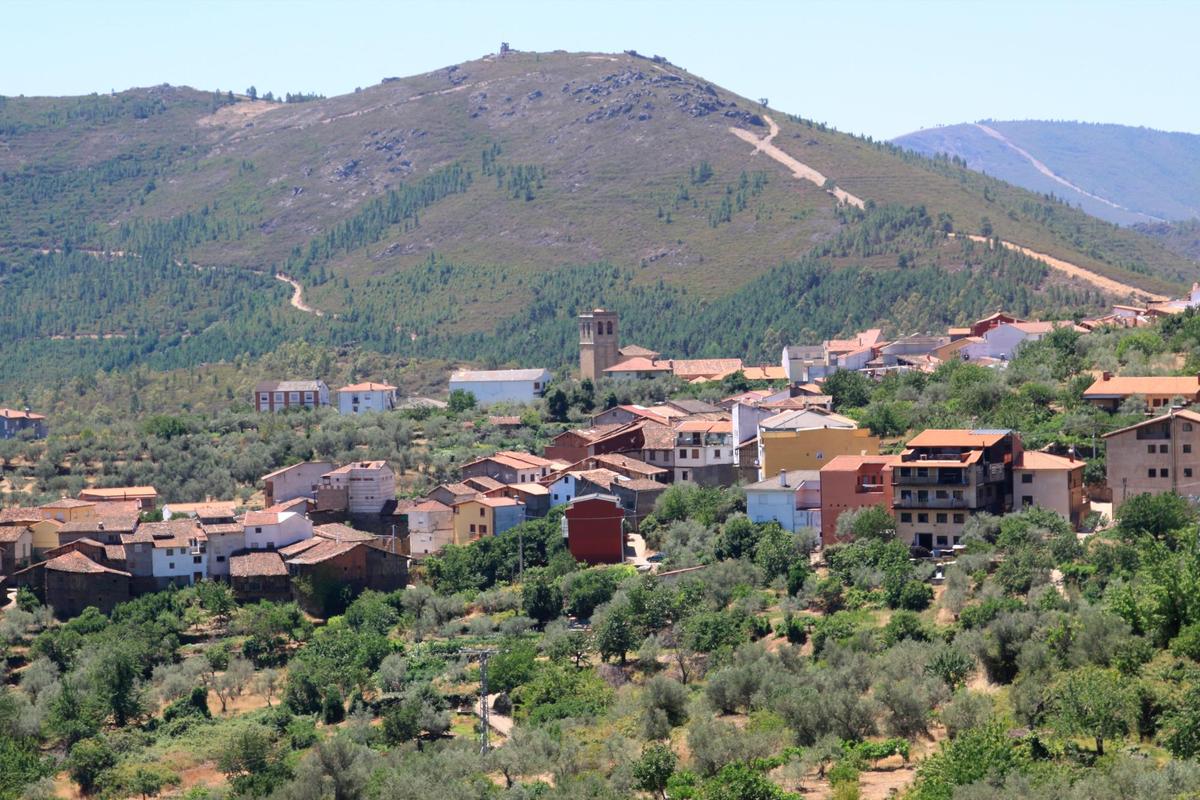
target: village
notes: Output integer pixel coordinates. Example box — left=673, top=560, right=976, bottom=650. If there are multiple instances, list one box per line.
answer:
left=4, top=286, right=1200, bottom=622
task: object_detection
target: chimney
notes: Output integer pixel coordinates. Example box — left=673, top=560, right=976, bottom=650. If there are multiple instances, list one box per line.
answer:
left=1101, top=371, right=1113, bottom=381
left=778, top=470, right=788, bottom=487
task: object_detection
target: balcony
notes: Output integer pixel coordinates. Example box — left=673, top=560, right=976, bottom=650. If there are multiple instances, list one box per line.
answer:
left=894, top=469, right=967, bottom=486
left=895, top=495, right=969, bottom=509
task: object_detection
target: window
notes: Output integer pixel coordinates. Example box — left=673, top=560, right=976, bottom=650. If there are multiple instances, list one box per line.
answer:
left=917, top=513, right=928, bottom=524
left=936, top=513, right=947, bottom=524
left=480, top=525, right=488, bottom=535
left=916, top=467, right=928, bottom=478
left=1187, top=469, right=1194, bottom=478
left=469, top=524, right=476, bottom=533
left=713, top=450, right=721, bottom=458
left=1160, top=444, right=1169, bottom=453
left=1186, top=444, right=1193, bottom=454
left=900, top=513, right=912, bottom=523
left=1022, top=495, right=1033, bottom=507
left=1149, top=469, right=1157, bottom=477
left=193, top=556, right=202, bottom=564
left=289, top=392, right=300, bottom=403
left=168, top=562, right=175, bottom=570
left=1163, top=468, right=1170, bottom=478
left=681, top=470, right=689, bottom=481
left=479, top=508, right=485, bottom=517
left=274, top=392, right=284, bottom=404
left=647, top=451, right=655, bottom=461
left=692, top=449, right=699, bottom=459
left=255, top=527, right=262, bottom=534
left=936, top=535, right=948, bottom=547
left=953, top=513, right=965, bottom=524
left=1021, top=473, right=1033, bottom=484
left=1148, top=444, right=1157, bottom=454
left=216, top=555, right=226, bottom=562
left=816, top=451, right=824, bottom=460
left=165, top=548, right=173, bottom=556
left=900, top=467, right=911, bottom=477
left=679, top=449, right=687, bottom=458
left=267, top=542, right=274, bottom=549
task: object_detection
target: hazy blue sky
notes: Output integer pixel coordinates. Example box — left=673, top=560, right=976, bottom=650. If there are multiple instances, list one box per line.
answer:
left=5, top=0, right=1198, bottom=139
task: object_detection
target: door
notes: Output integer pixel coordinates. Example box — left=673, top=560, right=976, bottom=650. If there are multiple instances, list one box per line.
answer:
left=916, top=533, right=933, bottom=550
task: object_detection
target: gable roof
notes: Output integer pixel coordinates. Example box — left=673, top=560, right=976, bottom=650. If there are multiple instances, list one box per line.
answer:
left=463, top=476, right=506, bottom=492
left=1017, top=451, right=1085, bottom=470
left=314, top=523, right=376, bottom=542
left=78, top=486, right=157, bottom=501
left=255, top=380, right=326, bottom=393
left=60, top=512, right=140, bottom=535
left=618, top=345, right=660, bottom=358
left=261, top=461, right=334, bottom=481
left=675, top=420, right=733, bottom=434
left=1102, top=408, right=1200, bottom=438
left=1084, top=374, right=1200, bottom=399
left=0, top=408, right=45, bottom=421
left=0, top=507, right=41, bottom=524
left=285, top=539, right=362, bottom=565
left=603, top=357, right=673, bottom=374
left=906, top=429, right=1011, bottom=448
left=0, top=527, right=30, bottom=543
left=229, top=551, right=288, bottom=577
left=40, top=498, right=95, bottom=510
left=45, top=550, right=130, bottom=576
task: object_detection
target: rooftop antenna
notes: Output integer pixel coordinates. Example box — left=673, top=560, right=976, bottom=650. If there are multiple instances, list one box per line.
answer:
left=461, top=647, right=499, bottom=753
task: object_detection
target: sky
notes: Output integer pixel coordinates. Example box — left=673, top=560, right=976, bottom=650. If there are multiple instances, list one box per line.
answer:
left=4, top=0, right=1200, bottom=140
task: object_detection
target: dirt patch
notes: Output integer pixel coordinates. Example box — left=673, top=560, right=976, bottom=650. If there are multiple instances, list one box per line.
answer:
left=198, top=100, right=278, bottom=129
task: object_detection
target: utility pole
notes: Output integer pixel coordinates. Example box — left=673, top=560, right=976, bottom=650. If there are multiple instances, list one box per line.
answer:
left=461, top=647, right=499, bottom=753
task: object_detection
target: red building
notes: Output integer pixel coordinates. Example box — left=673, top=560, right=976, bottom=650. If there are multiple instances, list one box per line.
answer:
left=544, top=421, right=648, bottom=465
left=819, top=455, right=896, bottom=546
left=564, top=494, right=626, bottom=565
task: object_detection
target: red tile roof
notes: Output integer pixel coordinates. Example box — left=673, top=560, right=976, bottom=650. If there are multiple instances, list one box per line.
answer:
left=0, top=408, right=45, bottom=421
left=229, top=551, right=288, bottom=577
left=1084, top=375, right=1200, bottom=398
left=1017, top=451, right=1085, bottom=470
left=314, top=523, right=376, bottom=542
left=0, top=507, right=41, bottom=524
left=906, top=429, right=1010, bottom=448
left=44, top=550, right=130, bottom=576
left=285, top=539, right=361, bottom=565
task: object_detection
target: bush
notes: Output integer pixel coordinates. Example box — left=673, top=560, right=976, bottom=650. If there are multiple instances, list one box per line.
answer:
left=321, top=687, right=345, bottom=725
left=775, top=613, right=808, bottom=645
left=67, top=736, right=117, bottom=794
left=895, top=580, right=933, bottom=611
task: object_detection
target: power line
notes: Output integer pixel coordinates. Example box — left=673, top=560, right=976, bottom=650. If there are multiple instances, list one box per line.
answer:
left=460, top=647, right=499, bottom=754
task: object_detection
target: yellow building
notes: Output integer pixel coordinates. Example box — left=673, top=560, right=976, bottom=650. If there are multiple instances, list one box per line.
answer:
left=756, top=409, right=879, bottom=478
left=450, top=496, right=524, bottom=545
left=30, top=518, right=65, bottom=556
left=40, top=498, right=98, bottom=523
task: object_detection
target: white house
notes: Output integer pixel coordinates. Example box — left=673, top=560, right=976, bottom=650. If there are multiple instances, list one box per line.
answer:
left=449, top=368, right=552, bottom=405
left=403, top=500, right=454, bottom=556
left=963, top=321, right=1084, bottom=362
left=547, top=473, right=581, bottom=506
left=141, top=521, right=208, bottom=588
left=744, top=470, right=821, bottom=533
left=243, top=510, right=313, bottom=550
left=673, top=420, right=735, bottom=485
left=335, top=382, right=397, bottom=415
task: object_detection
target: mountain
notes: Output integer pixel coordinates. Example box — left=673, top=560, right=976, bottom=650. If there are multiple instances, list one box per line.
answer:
left=1135, top=219, right=1200, bottom=262
left=893, top=120, right=1200, bottom=225
left=0, top=51, right=1196, bottom=391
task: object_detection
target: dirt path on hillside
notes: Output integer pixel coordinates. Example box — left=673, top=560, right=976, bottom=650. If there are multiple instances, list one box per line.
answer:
left=275, top=273, right=324, bottom=316
left=729, top=114, right=865, bottom=208
left=973, top=123, right=1160, bottom=222
left=951, top=233, right=1168, bottom=301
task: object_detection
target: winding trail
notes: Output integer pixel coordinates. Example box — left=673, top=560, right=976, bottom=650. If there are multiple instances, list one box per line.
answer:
left=729, top=116, right=1167, bottom=301
left=730, top=114, right=864, bottom=208
left=275, top=273, right=324, bottom=316
left=973, top=123, right=1162, bottom=222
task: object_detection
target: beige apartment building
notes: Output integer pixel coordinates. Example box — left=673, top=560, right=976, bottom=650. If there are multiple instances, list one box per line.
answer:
left=893, top=429, right=1019, bottom=552
left=1103, top=408, right=1200, bottom=510
left=1012, top=451, right=1090, bottom=527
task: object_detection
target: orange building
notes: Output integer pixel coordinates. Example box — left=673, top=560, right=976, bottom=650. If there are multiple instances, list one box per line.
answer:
left=819, top=455, right=897, bottom=545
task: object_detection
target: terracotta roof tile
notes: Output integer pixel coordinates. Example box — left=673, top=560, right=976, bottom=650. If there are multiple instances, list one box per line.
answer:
left=229, top=551, right=288, bottom=577
left=45, top=550, right=130, bottom=576
left=285, top=539, right=361, bottom=565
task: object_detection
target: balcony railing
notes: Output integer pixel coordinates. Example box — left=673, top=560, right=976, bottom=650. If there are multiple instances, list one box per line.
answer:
left=895, top=495, right=970, bottom=509
left=894, top=471, right=968, bottom=486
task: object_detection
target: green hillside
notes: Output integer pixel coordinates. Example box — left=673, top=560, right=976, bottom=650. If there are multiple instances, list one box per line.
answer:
left=0, top=51, right=1196, bottom=392
left=894, top=120, right=1200, bottom=225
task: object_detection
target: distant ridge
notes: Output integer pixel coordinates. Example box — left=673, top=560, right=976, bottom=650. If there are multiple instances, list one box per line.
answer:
left=893, top=120, right=1200, bottom=225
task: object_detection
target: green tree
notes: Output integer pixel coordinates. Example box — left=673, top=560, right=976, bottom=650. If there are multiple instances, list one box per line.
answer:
left=594, top=600, right=637, bottom=665
left=546, top=388, right=569, bottom=422
left=521, top=569, right=563, bottom=626
left=67, top=737, right=117, bottom=795
left=447, top=389, right=476, bottom=414
left=823, top=369, right=873, bottom=410
left=633, top=743, right=677, bottom=800
left=1051, top=666, right=1131, bottom=756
